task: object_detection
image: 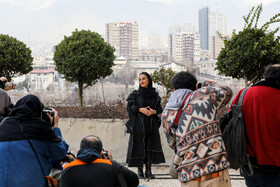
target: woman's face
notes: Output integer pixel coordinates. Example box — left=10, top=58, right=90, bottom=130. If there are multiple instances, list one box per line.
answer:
left=139, top=74, right=149, bottom=88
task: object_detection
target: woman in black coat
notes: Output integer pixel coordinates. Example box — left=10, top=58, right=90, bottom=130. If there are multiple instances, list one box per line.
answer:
left=126, top=72, right=165, bottom=179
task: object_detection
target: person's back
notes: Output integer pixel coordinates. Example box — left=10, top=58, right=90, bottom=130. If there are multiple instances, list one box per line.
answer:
left=230, top=64, right=280, bottom=186
left=0, top=77, right=12, bottom=120
left=61, top=135, right=139, bottom=187
left=236, top=84, right=280, bottom=166
left=61, top=158, right=119, bottom=187
left=0, top=95, right=68, bottom=187
left=162, top=71, right=232, bottom=186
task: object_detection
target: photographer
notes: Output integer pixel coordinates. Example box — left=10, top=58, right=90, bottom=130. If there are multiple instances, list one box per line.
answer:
left=0, top=77, right=14, bottom=121
left=60, top=135, right=139, bottom=187
left=0, top=94, right=69, bottom=187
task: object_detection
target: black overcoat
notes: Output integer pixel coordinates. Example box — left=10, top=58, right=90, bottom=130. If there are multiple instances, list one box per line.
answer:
left=125, top=90, right=165, bottom=167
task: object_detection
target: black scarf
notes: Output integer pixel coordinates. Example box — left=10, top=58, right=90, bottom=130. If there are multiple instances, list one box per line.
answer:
left=77, top=148, right=102, bottom=163
left=252, top=80, right=280, bottom=90
left=138, top=72, right=157, bottom=98
left=0, top=95, right=61, bottom=142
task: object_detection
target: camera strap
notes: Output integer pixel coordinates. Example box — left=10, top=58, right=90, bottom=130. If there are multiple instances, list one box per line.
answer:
left=17, top=120, right=47, bottom=176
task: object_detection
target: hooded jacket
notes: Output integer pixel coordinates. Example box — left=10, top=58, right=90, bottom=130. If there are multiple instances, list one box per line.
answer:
left=61, top=148, right=139, bottom=187
left=0, top=95, right=68, bottom=187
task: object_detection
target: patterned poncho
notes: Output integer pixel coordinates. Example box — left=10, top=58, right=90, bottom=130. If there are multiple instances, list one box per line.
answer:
left=162, top=83, right=232, bottom=182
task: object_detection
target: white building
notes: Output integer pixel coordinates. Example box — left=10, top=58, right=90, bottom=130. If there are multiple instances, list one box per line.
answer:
left=210, top=34, right=231, bottom=59
left=160, top=62, right=185, bottom=72
left=169, top=32, right=200, bottom=63
left=29, top=69, right=57, bottom=91
left=148, top=33, right=166, bottom=49
left=105, top=21, right=139, bottom=61
left=209, top=12, right=227, bottom=37
left=181, top=23, right=197, bottom=33
left=128, top=61, right=161, bottom=75
left=168, top=25, right=182, bottom=35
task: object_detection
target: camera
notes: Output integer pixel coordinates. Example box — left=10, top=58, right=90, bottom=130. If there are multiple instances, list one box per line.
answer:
left=102, top=148, right=109, bottom=159
left=0, top=80, right=15, bottom=90
left=42, top=108, right=55, bottom=126
left=61, top=152, right=76, bottom=162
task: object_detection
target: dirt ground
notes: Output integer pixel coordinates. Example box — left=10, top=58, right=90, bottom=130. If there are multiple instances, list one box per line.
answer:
left=54, top=101, right=128, bottom=119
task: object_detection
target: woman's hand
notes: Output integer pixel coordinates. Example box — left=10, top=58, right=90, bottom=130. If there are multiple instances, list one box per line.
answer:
left=139, top=106, right=156, bottom=116
left=147, top=106, right=157, bottom=115
left=47, top=110, right=59, bottom=128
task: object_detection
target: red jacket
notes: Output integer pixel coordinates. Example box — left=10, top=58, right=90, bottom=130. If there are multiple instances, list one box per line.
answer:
left=231, top=82, right=280, bottom=167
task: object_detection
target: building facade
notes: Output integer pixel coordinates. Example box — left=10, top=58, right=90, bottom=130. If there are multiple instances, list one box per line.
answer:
left=209, top=34, right=231, bottom=59
left=199, top=7, right=227, bottom=52
left=169, top=32, right=200, bottom=63
left=105, top=21, right=139, bottom=61
left=199, top=7, right=209, bottom=50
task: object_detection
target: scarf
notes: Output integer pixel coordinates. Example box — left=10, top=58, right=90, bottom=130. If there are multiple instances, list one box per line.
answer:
left=77, top=148, right=102, bottom=163
left=138, top=72, right=157, bottom=98
left=0, top=94, right=61, bottom=142
left=253, top=80, right=280, bottom=90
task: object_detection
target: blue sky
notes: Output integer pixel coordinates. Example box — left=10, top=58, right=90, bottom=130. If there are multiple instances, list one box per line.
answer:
left=0, top=0, right=279, bottom=47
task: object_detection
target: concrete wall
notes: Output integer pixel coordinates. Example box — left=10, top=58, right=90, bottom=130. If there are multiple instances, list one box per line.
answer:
left=59, top=118, right=174, bottom=165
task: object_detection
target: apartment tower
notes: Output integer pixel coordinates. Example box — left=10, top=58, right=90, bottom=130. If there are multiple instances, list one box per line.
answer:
left=199, top=7, right=209, bottom=50
left=105, top=21, right=138, bottom=61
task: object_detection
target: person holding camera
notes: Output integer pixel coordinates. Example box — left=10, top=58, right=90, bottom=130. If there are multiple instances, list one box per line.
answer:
left=161, top=71, right=233, bottom=187
left=0, top=94, right=69, bottom=187
left=60, top=135, right=139, bottom=187
left=0, top=77, right=14, bottom=121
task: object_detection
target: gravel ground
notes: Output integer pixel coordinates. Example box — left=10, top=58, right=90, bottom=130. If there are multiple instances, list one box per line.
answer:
left=129, top=167, right=246, bottom=187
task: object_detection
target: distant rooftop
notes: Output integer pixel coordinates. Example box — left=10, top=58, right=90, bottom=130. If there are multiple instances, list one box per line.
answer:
left=30, top=69, right=55, bottom=74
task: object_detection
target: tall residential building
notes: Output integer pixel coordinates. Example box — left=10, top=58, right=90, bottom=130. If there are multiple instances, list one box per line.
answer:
left=168, top=25, right=182, bottom=35
left=210, top=34, right=231, bottom=59
left=169, top=32, right=200, bottom=63
left=209, top=12, right=227, bottom=37
left=148, top=33, right=166, bottom=49
left=199, top=7, right=209, bottom=50
left=105, top=21, right=138, bottom=61
left=181, top=23, right=197, bottom=33
left=199, top=7, right=227, bottom=51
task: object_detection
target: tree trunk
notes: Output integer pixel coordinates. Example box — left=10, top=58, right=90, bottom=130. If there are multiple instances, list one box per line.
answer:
left=78, top=81, right=83, bottom=107
left=101, top=81, right=106, bottom=104
left=244, top=75, right=248, bottom=88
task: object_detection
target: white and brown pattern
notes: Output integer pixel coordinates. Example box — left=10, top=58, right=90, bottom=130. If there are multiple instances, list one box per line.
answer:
left=162, top=85, right=232, bottom=182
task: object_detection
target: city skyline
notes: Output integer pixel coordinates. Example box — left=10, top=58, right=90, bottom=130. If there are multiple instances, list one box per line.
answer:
left=0, top=0, right=279, bottom=47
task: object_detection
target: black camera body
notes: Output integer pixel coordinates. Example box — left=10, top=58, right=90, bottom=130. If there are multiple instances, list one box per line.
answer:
left=102, top=148, right=109, bottom=159
left=42, top=108, right=55, bottom=126
left=0, top=80, right=15, bottom=90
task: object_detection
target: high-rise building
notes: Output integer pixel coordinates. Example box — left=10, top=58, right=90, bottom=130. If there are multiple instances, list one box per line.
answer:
left=199, top=7, right=209, bottom=50
left=199, top=7, right=227, bottom=51
left=168, top=25, right=182, bottom=35
left=148, top=33, right=165, bottom=49
left=209, top=12, right=227, bottom=37
left=169, top=32, right=200, bottom=63
left=181, top=23, right=197, bottom=33
left=105, top=21, right=138, bottom=61
left=210, top=34, right=231, bottom=59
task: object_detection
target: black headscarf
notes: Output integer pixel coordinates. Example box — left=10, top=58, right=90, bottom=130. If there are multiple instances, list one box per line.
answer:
left=138, top=72, right=157, bottom=98
left=0, top=94, right=61, bottom=142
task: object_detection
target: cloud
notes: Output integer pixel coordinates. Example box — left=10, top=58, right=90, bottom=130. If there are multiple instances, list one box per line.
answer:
left=0, top=0, right=57, bottom=12
left=32, top=0, right=57, bottom=12
left=234, top=0, right=280, bottom=6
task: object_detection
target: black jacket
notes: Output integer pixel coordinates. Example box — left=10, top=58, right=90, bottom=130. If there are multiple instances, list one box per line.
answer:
left=61, top=149, right=139, bottom=187
left=125, top=90, right=165, bottom=167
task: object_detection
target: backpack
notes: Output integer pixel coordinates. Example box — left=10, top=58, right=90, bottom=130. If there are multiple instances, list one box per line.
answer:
left=219, top=87, right=253, bottom=176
